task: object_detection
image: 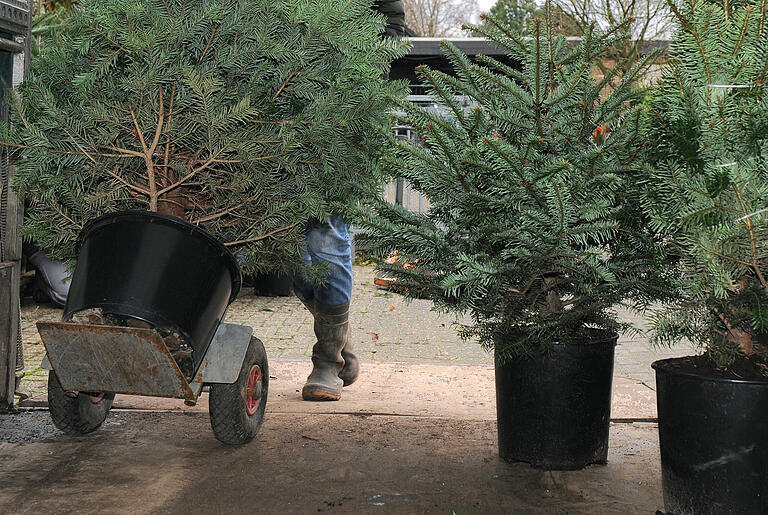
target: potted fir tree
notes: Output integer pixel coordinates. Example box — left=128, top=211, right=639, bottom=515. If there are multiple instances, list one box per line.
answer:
left=10, top=0, right=405, bottom=271
left=5, top=0, right=406, bottom=437
left=641, top=0, right=768, bottom=511
left=358, top=10, right=661, bottom=469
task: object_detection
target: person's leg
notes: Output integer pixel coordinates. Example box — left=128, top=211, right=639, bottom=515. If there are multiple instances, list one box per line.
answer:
left=292, top=243, right=316, bottom=305
left=299, top=215, right=359, bottom=401
left=304, top=215, right=353, bottom=306
left=299, top=296, right=359, bottom=387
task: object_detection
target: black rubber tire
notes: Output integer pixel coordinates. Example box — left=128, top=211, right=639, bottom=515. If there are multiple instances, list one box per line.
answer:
left=47, top=371, right=114, bottom=435
left=209, top=336, right=269, bottom=445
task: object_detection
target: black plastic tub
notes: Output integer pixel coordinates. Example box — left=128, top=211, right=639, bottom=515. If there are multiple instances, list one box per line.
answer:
left=64, top=211, right=241, bottom=372
left=495, top=331, right=617, bottom=470
left=653, top=358, right=768, bottom=515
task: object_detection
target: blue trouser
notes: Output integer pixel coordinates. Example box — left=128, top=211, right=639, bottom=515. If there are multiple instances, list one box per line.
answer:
left=293, top=215, right=353, bottom=307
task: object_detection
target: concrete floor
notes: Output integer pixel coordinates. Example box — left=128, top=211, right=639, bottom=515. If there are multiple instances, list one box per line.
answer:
left=0, top=412, right=661, bottom=514
left=1, top=362, right=665, bottom=513
left=4, top=265, right=675, bottom=513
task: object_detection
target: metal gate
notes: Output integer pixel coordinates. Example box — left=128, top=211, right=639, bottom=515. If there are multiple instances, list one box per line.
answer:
left=0, top=0, right=31, bottom=411
left=385, top=93, right=473, bottom=214
left=384, top=124, right=430, bottom=214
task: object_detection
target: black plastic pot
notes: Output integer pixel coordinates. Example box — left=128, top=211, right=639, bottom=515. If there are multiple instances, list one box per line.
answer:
left=653, top=358, right=768, bottom=514
left=495, top=331, right=617, bottom=470
left=64, top=211, right=241, bottom=372
left=252, top=271, right=293, bottom=297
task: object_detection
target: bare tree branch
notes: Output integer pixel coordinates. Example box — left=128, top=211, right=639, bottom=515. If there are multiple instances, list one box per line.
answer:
left=405, top=0, right=481, bottom=36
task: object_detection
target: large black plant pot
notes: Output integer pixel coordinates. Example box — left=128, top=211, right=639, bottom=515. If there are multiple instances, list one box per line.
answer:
left=653, top=358, right=768, bottom=515
left=64, top=211, right=241, bottom=372
left=495, top=331, right=617, bottom=470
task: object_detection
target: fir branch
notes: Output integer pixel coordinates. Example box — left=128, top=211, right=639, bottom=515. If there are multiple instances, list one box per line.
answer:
left=545, top=0, right=554, bottom=90
left=156, top=147, right=226, bottom=196
left=732, top=6, right=752, bottom=57
left=273, top=71, right=297, bottom=100
left=224, top=221, right=302, bottom=247
left=149, top=85, right=165, bottom=157
left=1, top=141, right=141, bottom=160
left=199, top=23, right=218, bottom=63
left=533, top=19, right=544, bottom=138
left=484, top=138, right=547, bottom=208
left=695, top=242, right=756, bottom=267
left=759, top=55, right=768, bottom=84
left=100, top=145, right=147, bottom=158
left=473, top=14, right=527, bottom=53
left=67, top=134, right=96, bottom=164
left=91, top=25, right=129, bottom=54
left=467, top=65, right=535, bottom=114
left=51, top=202, right=83, bottom=230
left=106, top=167, right=150, bottom=196
left=667, top=0, right=713, bottom=82
left=545, top=62, right=588, bottom=108
left=552, top=181, right=566, bottom=236
left=192, top=195, right=265, bottom=224
left=164, top=82, right=177, bottom=172
left=731, top=182, right=768, bottom=292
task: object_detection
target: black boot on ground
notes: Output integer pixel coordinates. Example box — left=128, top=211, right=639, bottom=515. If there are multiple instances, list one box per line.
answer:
left=302, top=302, right=351, bottom=401
left=301, top=299, right=360, bottom=388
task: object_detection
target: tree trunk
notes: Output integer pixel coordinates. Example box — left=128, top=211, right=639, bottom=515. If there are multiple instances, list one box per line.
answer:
left=155, top=166, right=187, bottom=220
left=157, top=190, right=187, bottom=219
left=729, top=327, right=754, bottom=356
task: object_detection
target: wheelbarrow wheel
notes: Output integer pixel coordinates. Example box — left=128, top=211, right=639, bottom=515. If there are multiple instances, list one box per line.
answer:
left=48, top=371, right=114, bottom=435
left=209, top=336, right=269, bottom=445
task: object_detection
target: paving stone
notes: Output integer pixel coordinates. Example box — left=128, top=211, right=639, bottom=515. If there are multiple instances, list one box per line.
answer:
left=17, top=264, right=695, bottom=399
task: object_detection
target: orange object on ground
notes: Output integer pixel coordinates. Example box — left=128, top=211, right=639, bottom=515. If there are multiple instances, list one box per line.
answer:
left=373, top=251, right=419, bottom=289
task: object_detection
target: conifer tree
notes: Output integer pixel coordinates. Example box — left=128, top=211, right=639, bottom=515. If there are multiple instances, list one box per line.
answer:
left=7, top=0, right=407, bottom=274
left=642, top=0, right=768, bottom=367
left=487, top=0, right=540, bottom=35
left=35, top=0, right=74, bottom=15
left=359, top=10, right=661, bottom=358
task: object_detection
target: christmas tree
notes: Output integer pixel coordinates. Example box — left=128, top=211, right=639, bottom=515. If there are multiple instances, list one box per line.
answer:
left=487, top=0, right=541, bottom=35
left=642, top=0, right=768, bottom=367
left=359, top=9, right=662, bottom=358
left=7, top=0, right=407, bottom=274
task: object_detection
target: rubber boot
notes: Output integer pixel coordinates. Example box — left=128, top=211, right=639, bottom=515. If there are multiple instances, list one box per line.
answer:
left=301, top=299, right=360, bottom=386
left=338, top=340, right=360, bottom=387
left=302, top=302, right=349, bottom=401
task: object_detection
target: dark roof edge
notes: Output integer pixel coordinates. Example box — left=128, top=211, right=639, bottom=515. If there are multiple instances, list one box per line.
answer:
left=404, top=37, right=670, bottom=57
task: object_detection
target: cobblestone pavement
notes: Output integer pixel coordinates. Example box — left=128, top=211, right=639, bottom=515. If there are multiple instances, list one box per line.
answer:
left=18, top=265, right=693, bottom=399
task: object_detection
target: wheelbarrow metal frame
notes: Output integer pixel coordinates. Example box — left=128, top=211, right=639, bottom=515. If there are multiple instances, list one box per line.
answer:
left=39, top=322, right=253, bottom=403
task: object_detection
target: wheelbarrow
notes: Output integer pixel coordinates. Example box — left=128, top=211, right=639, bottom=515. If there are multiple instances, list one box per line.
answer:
left=37, top=211, right=269, bottom=445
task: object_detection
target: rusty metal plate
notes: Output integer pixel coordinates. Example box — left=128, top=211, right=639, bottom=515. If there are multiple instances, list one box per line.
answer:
left=37, top=322, right=196, bottom=401
left=193, top=323, right=253, bottom=384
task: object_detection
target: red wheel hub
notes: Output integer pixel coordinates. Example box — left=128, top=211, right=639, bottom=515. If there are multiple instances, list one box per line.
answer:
left=245, top=365, right=263, bottom=416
